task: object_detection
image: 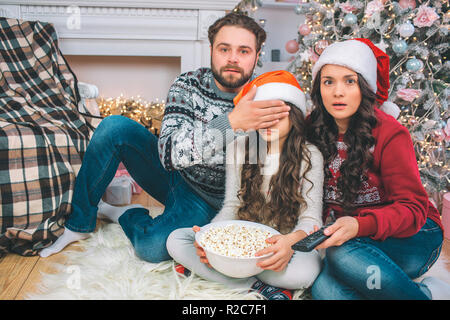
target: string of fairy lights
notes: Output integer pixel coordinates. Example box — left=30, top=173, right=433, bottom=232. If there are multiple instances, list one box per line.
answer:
left=97, top=95, right=165, bottom=135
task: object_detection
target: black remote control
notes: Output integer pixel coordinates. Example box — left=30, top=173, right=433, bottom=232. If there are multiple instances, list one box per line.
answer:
left=291, top=223, right=333, bottom=252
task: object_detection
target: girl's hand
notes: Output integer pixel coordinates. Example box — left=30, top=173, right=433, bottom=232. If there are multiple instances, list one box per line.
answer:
left=192, top=225, right=212, bottom=268
left=254, top=234, right=296, bottom=272
left=315, top=216, right=359, bottom=249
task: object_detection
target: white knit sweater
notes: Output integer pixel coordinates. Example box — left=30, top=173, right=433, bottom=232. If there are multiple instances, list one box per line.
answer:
left=212, top=137, right=324, bottom=234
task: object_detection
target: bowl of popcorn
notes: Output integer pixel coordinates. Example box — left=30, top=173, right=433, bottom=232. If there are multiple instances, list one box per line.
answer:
left=195, top=220, right=280, bottom=278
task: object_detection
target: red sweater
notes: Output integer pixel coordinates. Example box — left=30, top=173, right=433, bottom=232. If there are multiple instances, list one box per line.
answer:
left=324, top=108, right=443, bottom=241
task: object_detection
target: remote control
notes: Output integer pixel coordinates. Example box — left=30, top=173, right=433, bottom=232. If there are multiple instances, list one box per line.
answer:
left=291, top=223, right=333, bottom=252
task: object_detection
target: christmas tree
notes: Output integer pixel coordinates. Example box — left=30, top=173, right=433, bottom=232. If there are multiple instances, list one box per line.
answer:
left=235, top=0, right=449, bottom=211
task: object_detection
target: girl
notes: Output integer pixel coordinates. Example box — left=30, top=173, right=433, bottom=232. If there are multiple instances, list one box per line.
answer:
left=305, top=38, right=447, bottom=300
left=166, top=71, right=324, bottom=300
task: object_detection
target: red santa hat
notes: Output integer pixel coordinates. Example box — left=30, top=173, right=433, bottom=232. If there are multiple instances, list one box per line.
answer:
left=311, top=38, right=400, bottom=119
left=233, top=70, right=306, bottom=115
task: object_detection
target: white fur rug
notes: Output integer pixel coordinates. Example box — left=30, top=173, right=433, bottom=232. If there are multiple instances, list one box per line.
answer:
left=27, top=221, right=307, bottom=300
left=27, top=217, right=449, bottom=300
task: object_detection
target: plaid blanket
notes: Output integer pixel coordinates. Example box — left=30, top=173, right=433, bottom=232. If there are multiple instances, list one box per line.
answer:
left=0, top=18, right=96, bottom=256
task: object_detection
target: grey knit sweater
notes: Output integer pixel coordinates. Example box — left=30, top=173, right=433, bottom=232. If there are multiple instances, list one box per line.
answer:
left=158, top=68, right=237, bottom=210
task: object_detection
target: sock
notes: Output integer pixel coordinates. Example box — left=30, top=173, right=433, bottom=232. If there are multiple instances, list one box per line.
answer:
left=251, top=280, right=293, bottom=300
left=39, top=227, right=89, bottom=258
left=421, top=277, right=450, bottom=300
left=39, top=201, right=146, bottom=258
left=97, top=199, right=145, bottom=224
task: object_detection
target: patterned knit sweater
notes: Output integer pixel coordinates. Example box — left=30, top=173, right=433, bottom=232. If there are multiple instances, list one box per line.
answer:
left=158, top=68, right=237, bottom=210
left=324, top=108, right=443, bottom=240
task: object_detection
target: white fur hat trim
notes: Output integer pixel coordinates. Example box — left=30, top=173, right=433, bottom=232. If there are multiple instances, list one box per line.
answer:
left=311, top=40, right=378, bottom=94
left=253, top=82, right=306, bottom=115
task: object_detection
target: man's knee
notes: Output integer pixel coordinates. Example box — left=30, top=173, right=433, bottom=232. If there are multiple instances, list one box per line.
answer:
left=96, top=115, right=128, bottom=134
left=95, top=115, right=144, bottom=141
left=92, top=115, right=154, bottom=152
left=133, top=231, right=171, bottom=263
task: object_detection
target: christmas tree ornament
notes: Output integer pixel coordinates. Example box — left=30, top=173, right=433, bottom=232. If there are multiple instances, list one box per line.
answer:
left=406, top=58, right=423, bottom=72
left=397, top=88, right=421, bottom=102
left=413, top=5, right=439, bottom=28
left=340, top=2, right=358, bottom=14
left=365, top=0, right=385, bottom=17
left=398, top=21, right=415, bottom=37
left=299, top=50, right=311, bottom=63
left=285, top=39, right=299, bottom=54
left=401, top=105, right=410, bottom=113
left=294, top=5, right=302, bottom=15
left=309, top=47, right=319, bottom=62
left=392, top=40, right=408, bottom=54
left=343, top=13, right=358, bottom=26
left=298, top=24, right=311, bottom=36
left=431, top=129, right=445, bottom=142
left=313, top=40, right=329, bottom=55
left=398, top=0, right=416, bottom=10
left=366, top=12, right=382, bottom=29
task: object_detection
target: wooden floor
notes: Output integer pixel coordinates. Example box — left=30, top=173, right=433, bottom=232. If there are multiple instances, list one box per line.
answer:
left=0, top=191, right=449, bottom=300
left=0, top=191, right=162, bottom=300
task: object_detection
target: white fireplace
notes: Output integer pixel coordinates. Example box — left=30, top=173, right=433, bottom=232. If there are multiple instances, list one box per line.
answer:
left=0, top=0, right=240, bottom=100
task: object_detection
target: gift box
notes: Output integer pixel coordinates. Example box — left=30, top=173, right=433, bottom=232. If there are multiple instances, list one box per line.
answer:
left=105, top=163, right=142, bottom=205
left=105, top=176, right=133, bottom=205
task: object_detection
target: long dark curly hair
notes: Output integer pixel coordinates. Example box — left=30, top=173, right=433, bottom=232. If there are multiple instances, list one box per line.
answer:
left=236, top=105, right=313, bottom=234
left=306, top=69, right=378, bottom=214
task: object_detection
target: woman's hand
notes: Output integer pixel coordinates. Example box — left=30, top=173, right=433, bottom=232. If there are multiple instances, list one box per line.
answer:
left=315, top=216, right=359, bottom=249
left=254, top=231, right=307, bottom=272
left=192, top=225, right=212, bottom=268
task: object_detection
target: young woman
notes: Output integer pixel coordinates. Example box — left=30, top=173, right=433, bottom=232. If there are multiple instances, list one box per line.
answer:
left=305, top=38, right=446, bottom=300
left=166, top=71, right=324, bottom=300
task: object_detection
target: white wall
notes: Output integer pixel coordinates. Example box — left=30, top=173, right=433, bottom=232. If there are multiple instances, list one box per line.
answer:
left=253, top=4, right=305, bottom=74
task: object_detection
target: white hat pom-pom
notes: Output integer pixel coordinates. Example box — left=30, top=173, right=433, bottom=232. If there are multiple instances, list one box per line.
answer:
left=379, top=101, right=400, bottom=119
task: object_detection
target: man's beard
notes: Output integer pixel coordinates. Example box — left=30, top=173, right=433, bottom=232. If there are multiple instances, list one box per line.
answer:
left=211, top=61, right=255, bottom=89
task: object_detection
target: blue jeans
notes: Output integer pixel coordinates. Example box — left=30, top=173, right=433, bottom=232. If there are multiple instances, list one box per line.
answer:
left=311, top=218, right=443, bottom=300
left=65, top=115, right=218, bottom=263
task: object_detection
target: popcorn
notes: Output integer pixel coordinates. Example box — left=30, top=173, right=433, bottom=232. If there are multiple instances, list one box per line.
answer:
left=199, top=224, right=273, bottom=258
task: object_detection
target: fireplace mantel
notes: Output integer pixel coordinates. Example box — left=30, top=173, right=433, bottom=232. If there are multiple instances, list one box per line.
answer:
left=0, top=0, right=241, bottom=72
left=1, top=1, right=240, bottom=10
